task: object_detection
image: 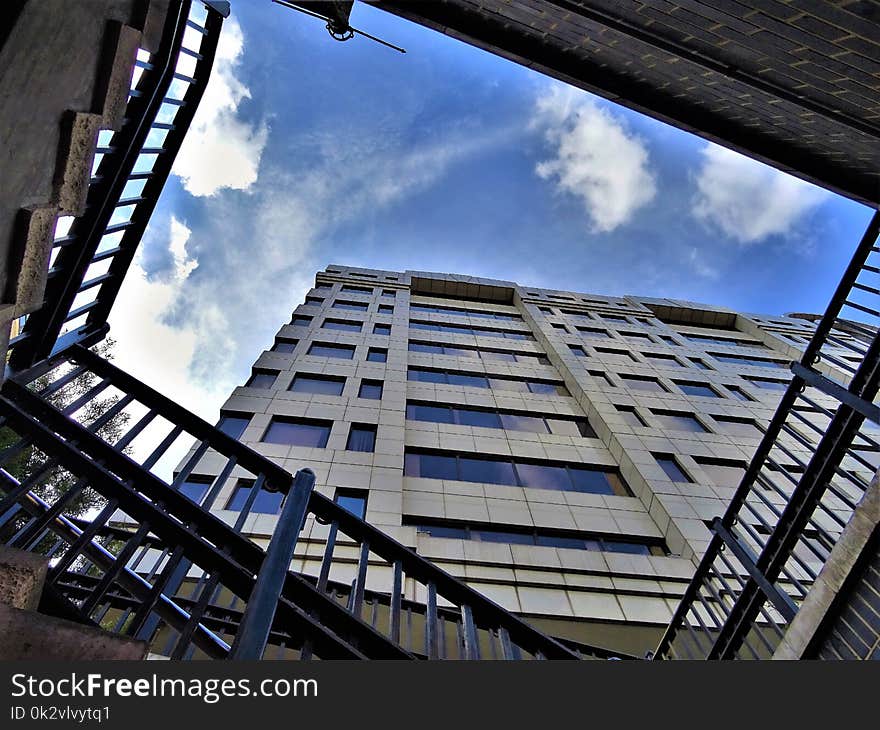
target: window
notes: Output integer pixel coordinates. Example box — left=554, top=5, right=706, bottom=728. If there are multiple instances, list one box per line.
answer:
left=224, top=479, right=284, bottom=514
left=408, top=341, right=549, bottom=365
left=272, top=338, right=297, bottom=353
left=404, top=449, right=628, bottom=495
left=527, top=380, right=569, bottom=396
left=178, top=476, right=212, bottom=504
left=710, top=353, right=786, bottom=368
left=346, top=424, right=377, bottom=452
left=341, top=285, right=372, bottom=294
left=333, top=300, right=368, bottom=311
left=659, top=336, right=679, bottom=346
left=690, top=358, right=711, bottom=370
left=409, top=320, right=533, bottom=340
left=675, top=380, right=720, bottom=398
left=644, top=352, right=683, bottom=367
left=217, top=413, right=249, bottom=439
left=291, top=315, right=312, bottom=326
left=410, top=301, right=521, bottom=320
left=406, top=402, right=594, bottom=437
left=308, top=342, right=355, bottom=359
left=262, top=418, right=331, bottom=448
left=538, top=306, right=553, bottom=314
left=335, top=489, right=368, bottom=519
left=727, top=385, right=755, bottom=401
left=378, top=304, right=394, bottom=315
left=381, top=289, right=396, bottom=298
left=589, top=369, right=615, bottom=387
left=652, top=410, right=707, bottom=433
left=322, top=318, right=362, bottom=332
left=366, top=347, right=387, bottom=363
left=595, top=347, right=637, bottom=363
left=714, top=415, right=762, bottom=437
left=289, top=374, right=345, bottom=395
left=696, top=458, right=747, bottom=488
left=620, top=331, right=651, bottom=342
left=373, top=323, right=391, bottom=335
left=603, top=315, right=628, bottom=323
left=749, top=377, right=788, bottom=391
left=358, top=379, right=383, bottom=399
left=304, top=296, right=324, bottom=305
left=246, top=370, right=278, bottom=389
left=569, top=344, right=588, bottom=357
left=551, top=323, right=568, bottom=332
left=408, top=520, right=667, bottom=555
left=314, top=282, right=332, bottom=290
left=577, top=327, right=611, bottom=338
left=616, top=405, right=647, bottom=428
left=654, top=455, right=692, bottom=482
left=621, top=375, right=667, bottom=392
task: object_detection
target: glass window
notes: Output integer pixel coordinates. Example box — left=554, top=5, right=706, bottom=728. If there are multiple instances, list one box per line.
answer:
left=335, top=489, right=367, bottom=519
left=645, top=353, right=683, bottom=367
left=408, top=367, right=446, bottom=383
left=456, top=409, right=503, bottom=429
left=444, top=346, right=478, bottom=358
left=616, top=406, right=646, bottom=428
left=750, top=378, right=788, bottom=391
left=569, top=345, right=588, bottom=357
left=340, top=285, right=372, bottom=294
left=308, top=342, right=355, bottom=359
left=515, top=463, right=571, bottom=491
left=499, top=413, right=548, bottom=433
left=727, top=385, right=754, bottom=401
left=621, top=375, right=666, bottom=392
left=415, top=524, right=468, bottom=539
left=447, top=372, right=489, bottom=388
left=381, top=290, right=396, bottom=298
left=304, top=296, right=323, bottom=305
left=225, top=480, right=284, bottom=514
left=366, top=348, right=387, bottom=363
left=373, top=323, right=391, bottom=335
left=332, top=300, right=368, bottom=311
left=481, top=350, right=516, bottom=362
left=217, top=414, right=249, bottom=439
left=404, top=452, right=457, bottom=480
left=322, top=319, right=361, bottom=332
left=552, top=323, right=568, bottom=332
left=378, top=305, right=394, bottom=314
left=490, top=377, right=529, bottom=393
left=458, top=457, right=517, bottom=485
left=528, top=380, right=568, bottom=395
left=569, top=467, right=617, bottom=495
left=409, top=342, right=444, bottom=354
left=358, top=380, right=383, bottom=399
left=578, top=327, right=611, bottom=338
left=589, top=370, right=615, bottom=387
left=407, top=403, right=454, bottom=424
left=676, top=381, right=719, bottom=398
left=653, top=411, right=707, bottom=433
left=690, top=358, right=711, bottom=370
left=179, top=477, right=211, bottom=504
left=477, top=529, right=534, bottom=545
left=714, top=416, right=761, bottom=437
left=655, top=455, right=692, bottom=482
left=549, top=418, right=595, bottom=438
left=697, top=459, right=746, bottom=488
left=291, top=315, right=312, bottom=326
left=246, top=371, right=277, bottom=389
left=346, top=424, right=377, bottom=452
left=272, top=339, right=297, bottom=353
left=289, top=374, right=345, bottom=395
left=262, top=418, right=331, bottom=448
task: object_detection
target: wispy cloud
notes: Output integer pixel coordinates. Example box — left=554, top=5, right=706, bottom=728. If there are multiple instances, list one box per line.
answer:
left=691, top=143, right=828, bottom=245
left=172, top=17, right=268, bottom=197
left=532, top=85, right=657, bottom=233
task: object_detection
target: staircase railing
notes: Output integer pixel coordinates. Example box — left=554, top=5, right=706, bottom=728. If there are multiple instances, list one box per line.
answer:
left=8, top=0, right=225, bottom=369
left=654, top=211, right=880, bottom=659
left=0, top=342, right=609, bottom=659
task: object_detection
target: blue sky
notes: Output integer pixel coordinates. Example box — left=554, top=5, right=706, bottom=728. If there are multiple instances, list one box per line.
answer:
left=109, top=1, right=876, bottom=418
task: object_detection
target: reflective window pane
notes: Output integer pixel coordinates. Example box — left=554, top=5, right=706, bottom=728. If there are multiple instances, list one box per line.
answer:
left=404, top=452, right=457, bottom=480
left=262, top=419, right=331, bottom=448
left=458, top=457, right=517, bottom=485
left=516, top=463, right=570, bottom=491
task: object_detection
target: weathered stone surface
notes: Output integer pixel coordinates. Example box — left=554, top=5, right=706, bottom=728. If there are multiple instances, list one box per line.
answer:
left=0, top=604, right=148, bottom=660
left=0, top=546, right=47, bottom=611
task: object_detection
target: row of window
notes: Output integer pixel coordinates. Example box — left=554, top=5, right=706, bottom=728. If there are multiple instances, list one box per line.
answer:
left=410, top=320, right=533, bottom=341
left=410, top=302, right=520, bottom=321
left=260, top=418, right=378, bottom=452
left=330, top=299, right=395, bottom=314
left=314, top=282, right=397, bottom=297
left=616, top=406, right=763, bottom=437
left=320, top=318, right=391, bottom=335
left=568, top=342, right=786, bottom=371
left=406, top=401, right=596, bottom=437
left=409, top=341, right=549, bottom=364
left=654, top=454, right=748, bottom=488
left=247, top=371, right=384, bottom=400
left=407, top=367, right=569, bottom=395
left=404, top=449, right=629, bottom=496
left=408, top=520, right=666, bottom=555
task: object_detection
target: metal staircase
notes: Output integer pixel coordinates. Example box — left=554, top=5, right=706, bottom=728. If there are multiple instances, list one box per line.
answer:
left=654, top=211, right=880, bottom=659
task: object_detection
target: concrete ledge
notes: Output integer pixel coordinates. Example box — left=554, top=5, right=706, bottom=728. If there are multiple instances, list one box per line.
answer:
left=0, top=604, right=148, bottom=660
left=773, top=470, right=880, bottom=659
left=0, top=546, right=47, bottom=611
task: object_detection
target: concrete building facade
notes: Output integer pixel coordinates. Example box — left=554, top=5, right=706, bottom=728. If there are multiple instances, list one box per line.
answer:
left=191, top=265, right=869, bottom=655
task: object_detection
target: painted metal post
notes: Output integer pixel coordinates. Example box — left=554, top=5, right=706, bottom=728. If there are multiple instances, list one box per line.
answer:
left=229, top=468, right=315, bottom=660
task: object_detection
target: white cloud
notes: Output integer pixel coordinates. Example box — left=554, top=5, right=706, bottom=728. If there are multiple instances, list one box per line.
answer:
left=533, top=85, right=657, bottom=232
left=172, top=17, right=268, bottom=197
left=691, top=144, right=828, bottom=244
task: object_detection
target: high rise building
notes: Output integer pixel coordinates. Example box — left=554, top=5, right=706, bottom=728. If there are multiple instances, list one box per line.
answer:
left=185, top=265, right=868, bottom=657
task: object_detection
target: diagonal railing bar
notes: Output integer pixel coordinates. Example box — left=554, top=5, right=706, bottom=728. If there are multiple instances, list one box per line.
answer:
left=0, top=343, right=594, bottom=659
left=654, top=210, right=880, bottom=660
